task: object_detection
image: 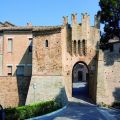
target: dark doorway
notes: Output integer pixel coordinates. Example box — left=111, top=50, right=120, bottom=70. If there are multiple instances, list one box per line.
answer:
left=72, top=62, right=89, bottom=99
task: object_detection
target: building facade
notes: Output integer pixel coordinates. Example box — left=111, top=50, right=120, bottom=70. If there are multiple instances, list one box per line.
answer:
left=0, top=13, right=120, bottom=108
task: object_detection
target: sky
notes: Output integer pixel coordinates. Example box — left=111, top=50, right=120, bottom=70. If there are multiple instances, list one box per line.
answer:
left=0, top=0, right=100, bottom=27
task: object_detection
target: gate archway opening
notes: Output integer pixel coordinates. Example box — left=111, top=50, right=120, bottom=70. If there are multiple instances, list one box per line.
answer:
left=72, top=62, right=89, bottom=99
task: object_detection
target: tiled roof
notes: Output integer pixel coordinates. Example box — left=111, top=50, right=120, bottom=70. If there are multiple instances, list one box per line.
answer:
left=0, top=25, right=63, bottom=32
left=0, top=26, right=33, bottom=31
left=0, top=21, right=16, bottom=27
left=4, top=21, right=16, bottom=27
left=33, top=26, right=63, bottom=31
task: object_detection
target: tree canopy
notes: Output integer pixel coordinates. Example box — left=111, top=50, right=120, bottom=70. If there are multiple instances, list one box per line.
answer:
left=98, top=0, right=120, bottom=43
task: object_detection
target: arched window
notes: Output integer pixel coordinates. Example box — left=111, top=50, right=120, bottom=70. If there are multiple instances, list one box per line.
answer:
left=45, top=40, right=48, bottom=47
left=74, top=40, right=76, bottom=55
left=78, top=40, right=80, bottom=55
left=82, top=39, right=87, bottom=55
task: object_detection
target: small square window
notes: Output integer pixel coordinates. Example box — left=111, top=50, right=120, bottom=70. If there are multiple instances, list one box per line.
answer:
left=45, top=40, right=48, bottom=47
left=7, top=66, right=12, bottom=76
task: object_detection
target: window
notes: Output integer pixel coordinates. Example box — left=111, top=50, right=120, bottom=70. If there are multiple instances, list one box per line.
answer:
left=82, top=39, right=87, bottom=55
left=29, top=38, right=32, bottom=53
left=8, top=38, right=13, bottom=52
left=74, top=40, right=76, bottom=54
left=7, top=66, right=12, bottom=76
left=45, top=40, right=48, bottom=47
left=16, top=66, right=24, bottom=76
left=78, top=40, right=81, bottom=55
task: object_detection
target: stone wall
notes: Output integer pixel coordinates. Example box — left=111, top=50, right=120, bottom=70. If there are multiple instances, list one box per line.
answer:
left=97, top=44, right=120, bottom=105
left=61, top=13, right=99, bottom=102
left=26, top=76, right=67, bottom=106
left=32, top=31, right=62, bottom=76
left=0, top=76, right=31, bottom=108
left=26, top=29, right=67, bottom=106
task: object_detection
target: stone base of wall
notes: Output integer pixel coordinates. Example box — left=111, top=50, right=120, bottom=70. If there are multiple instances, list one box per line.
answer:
left=26, top=76, right=68, bottom=106
left=0, top=76, right=31, bottom=108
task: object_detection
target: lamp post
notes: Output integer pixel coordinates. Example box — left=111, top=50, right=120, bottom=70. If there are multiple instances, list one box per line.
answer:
left=33, top=83, right=37, bottom=103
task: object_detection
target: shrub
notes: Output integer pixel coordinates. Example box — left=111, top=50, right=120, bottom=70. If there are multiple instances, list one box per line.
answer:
left=98, top=102, right=110, bottom=108
left=5, top=100, right=62, bottom=120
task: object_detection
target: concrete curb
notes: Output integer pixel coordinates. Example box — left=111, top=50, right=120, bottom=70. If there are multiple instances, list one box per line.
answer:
left=27, top=105, right=67, bottom=120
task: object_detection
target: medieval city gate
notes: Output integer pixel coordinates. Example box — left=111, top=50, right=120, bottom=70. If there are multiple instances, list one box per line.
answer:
left=72, top=61, right=90, bottom=100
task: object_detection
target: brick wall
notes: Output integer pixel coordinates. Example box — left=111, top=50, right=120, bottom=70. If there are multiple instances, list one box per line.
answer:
left=3, top=32, right=32, bottom=76
left=97, top=44, right=120, bottom=105
left=32, top=31, right=62, bottom=76
left=0, top=76, right=31, bottom=108
left=26, top=29, right=68, bottom=106
left=0, top=35, right=3, bottom=75
left=61, top=14, right=99, bottom=101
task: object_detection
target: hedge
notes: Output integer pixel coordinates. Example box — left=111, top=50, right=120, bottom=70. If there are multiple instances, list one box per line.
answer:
left=5, top=100, right=62, bottom=120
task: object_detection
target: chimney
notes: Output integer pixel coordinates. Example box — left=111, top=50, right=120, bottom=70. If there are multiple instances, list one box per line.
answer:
left=63, top=16, right=68, bottom=25
left=72, top=13, right=77, bottom=24
left=27, top=22, right=32, bottom=27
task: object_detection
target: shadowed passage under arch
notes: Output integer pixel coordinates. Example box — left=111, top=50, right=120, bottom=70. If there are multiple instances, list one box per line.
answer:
left=72, top=62, right=89, bottom=98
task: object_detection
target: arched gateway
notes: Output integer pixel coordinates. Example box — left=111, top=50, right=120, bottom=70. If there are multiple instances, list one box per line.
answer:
left=26, top=13, right=99, bottom=106
left=72, top=62, right=89, bottom=99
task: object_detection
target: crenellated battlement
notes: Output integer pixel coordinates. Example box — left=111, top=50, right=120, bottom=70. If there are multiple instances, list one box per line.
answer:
left=63, top=13, right=100, bottom=29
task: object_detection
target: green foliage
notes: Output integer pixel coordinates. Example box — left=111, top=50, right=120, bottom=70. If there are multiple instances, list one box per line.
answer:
left=98, top=0, right=120, bottom=43
left=98, top=101, right=120, bottom=109
left=98, top=102, right=110, bottom=108
left=5, top=100, right=61, bottom=120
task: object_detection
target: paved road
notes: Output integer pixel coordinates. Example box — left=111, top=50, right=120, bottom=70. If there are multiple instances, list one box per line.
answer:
left=33, top=99, right=120, bottom=120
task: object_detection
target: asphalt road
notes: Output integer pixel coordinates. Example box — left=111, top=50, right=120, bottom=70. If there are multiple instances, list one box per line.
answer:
left=32, top=81, right=120, bottom=120
left=33, top=100, right=120, bottom=120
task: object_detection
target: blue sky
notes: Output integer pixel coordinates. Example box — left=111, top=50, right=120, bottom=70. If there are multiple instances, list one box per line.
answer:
left=0, top=0, right=100, bottom=26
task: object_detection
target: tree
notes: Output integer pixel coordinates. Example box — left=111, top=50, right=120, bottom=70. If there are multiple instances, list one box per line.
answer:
left=98, top=0, right=120, bottom=44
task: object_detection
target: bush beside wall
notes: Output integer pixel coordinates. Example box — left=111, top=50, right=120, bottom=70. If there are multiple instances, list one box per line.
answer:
left=5, top=100, right=61, bottom=120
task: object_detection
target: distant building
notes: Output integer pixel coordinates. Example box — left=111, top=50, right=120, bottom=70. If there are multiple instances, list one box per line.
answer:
left=0, top=13, right=119, bottom=108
